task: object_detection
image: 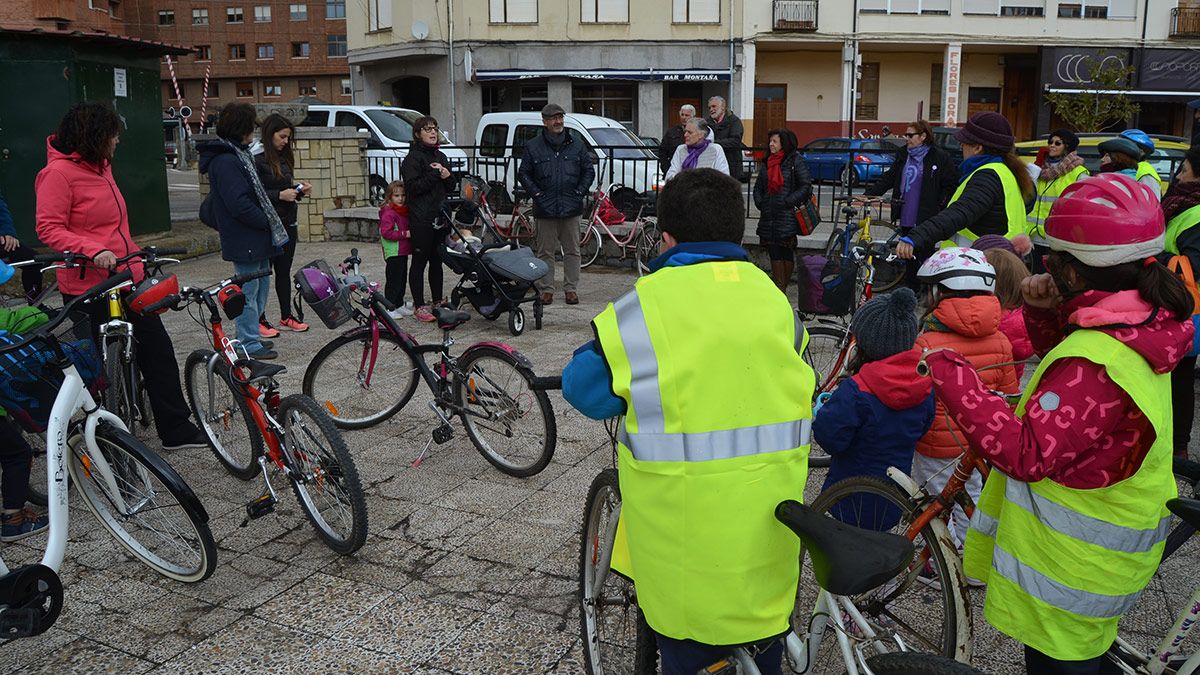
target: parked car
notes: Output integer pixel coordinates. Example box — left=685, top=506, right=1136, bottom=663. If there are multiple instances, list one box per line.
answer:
left=931, top=126, right=964, bottom=170
left=800, top=137, right=902, bottom=186
left=1014, top=133, right=1189, bottom=192
left=300, top=104, right=469, bottom=205
left=473, top=112, right=662, bottom=204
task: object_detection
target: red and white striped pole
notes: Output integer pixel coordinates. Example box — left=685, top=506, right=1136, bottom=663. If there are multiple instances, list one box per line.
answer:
left=164, top=54, right=190, bottom=137
left=200, top=65, right=211, bottom=131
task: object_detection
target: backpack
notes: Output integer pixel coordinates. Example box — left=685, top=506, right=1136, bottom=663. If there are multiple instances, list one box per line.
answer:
left=0, top=326, right=102, bottom=432
left=1167, top=255, right=1200, bottom=356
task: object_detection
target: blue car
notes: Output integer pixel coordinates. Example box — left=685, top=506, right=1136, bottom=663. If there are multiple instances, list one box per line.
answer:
left=800, top=137, right=903, bottom=186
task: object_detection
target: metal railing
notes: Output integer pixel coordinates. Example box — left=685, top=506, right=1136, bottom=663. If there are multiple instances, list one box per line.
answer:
left=773, top=0, right=819, bottom=31
left=1170, top=7, right=1200, bottom=37
left=359, top=144, right=897, bottom=222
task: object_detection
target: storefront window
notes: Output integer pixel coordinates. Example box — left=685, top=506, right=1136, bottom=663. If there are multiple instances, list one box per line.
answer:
left=573, top=84, right=636, bottom=129
left=520, top=86, right=548, bottom=112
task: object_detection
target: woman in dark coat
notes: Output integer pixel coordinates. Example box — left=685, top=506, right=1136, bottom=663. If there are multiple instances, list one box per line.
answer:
left=254, top=113, right=312, bottom=334
left=400, top=115, right=456, bottom=322
left=864, top=120, right=955, bottom=231
left=753, top=128, right=812, bottom=292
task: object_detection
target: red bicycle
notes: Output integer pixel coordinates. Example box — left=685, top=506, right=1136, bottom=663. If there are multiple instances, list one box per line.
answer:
left=174, top=271, right=368, bottom=555
left=459, top=175, right=536, bottom=244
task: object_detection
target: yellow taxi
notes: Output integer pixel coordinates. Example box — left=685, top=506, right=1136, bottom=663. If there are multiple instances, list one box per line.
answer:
left=1015, top=134, right=1189, bottom=193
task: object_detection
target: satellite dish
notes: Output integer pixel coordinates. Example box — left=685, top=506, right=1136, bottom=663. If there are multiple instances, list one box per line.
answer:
left=411, top=20, right=429, bottom=40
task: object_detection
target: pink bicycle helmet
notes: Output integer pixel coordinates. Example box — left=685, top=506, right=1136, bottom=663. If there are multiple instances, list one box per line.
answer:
left=1043, top=174, right=1164, bottom=267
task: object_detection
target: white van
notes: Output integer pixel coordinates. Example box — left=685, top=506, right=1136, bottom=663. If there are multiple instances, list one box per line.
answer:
left=300, top=105, right=469, bottom=205
left=473, top=112, right=661, bottom=203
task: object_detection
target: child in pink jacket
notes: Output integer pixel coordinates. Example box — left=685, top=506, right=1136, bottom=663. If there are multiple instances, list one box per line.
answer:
left=379, top=181, right=412, bottom=317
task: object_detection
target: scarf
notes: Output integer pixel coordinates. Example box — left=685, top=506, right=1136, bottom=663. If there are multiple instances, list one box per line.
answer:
left=958, top=153, right=1003, bottom=185
left=220, top=139, right=288, bottom=247
left=766, top=152, right=786, bottom=195
left=683, top=138, right=712, bottom=171
left=1163, top=180, right=1200, bottom=223
left=898, top=144, right=929, bottom=229
left=386, top=202, right=409, bottom=217
left=1039, top=152, right=1084, bottom=182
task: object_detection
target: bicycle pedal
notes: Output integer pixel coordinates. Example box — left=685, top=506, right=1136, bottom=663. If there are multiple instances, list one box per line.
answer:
left=0, top=608, right=38, bottom=638
left=698, top=659, right=737, bottom=675
left=432, top=425, right=454, bottom=445
left=241, top=494, right=277, bottom=526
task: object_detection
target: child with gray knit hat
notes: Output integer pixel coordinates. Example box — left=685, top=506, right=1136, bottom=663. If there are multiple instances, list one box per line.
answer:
left=812, top=287, right=935, bottom=531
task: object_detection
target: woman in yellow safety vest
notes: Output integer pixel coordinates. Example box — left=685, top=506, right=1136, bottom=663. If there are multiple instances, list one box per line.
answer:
left=1162, top=146, right=1200, bottom=460
left=918, top=173, right=1194, bottom=675
left=1027, top=129, right=1089, bottom=273
left=896, top=111, right=1033, bottom=263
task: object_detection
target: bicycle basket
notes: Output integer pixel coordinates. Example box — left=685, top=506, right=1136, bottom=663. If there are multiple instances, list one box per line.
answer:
left=460, top=176, right=490, bottom=206
left=820, top=255, right=859, bottom=316
left=609, top=185, right=644, bottom=221
left=293, top=260, right=354, bottom=329
left=0, top=311, right=101, bottom=433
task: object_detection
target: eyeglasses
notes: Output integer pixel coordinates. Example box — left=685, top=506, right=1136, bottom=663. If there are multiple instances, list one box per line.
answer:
left=420, top=125, right=439, bottom=132
left=903, top=132, right=922, bottom=138
left=1047, top=140, right=1064, bottom=146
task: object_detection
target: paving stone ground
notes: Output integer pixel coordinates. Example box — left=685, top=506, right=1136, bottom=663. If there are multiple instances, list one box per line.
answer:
left=2, top=241, right=1196, bottom=674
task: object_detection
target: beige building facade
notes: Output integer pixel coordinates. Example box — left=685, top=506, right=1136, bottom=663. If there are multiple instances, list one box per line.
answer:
left=347, top=0, right=1200, bottom=148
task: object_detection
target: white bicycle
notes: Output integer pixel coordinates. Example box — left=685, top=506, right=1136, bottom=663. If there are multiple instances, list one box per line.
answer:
left=0, top=268, right=216, bottom=640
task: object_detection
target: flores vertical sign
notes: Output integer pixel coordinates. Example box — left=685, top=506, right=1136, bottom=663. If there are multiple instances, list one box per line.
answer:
left=944, top=43, right=962, bottom=127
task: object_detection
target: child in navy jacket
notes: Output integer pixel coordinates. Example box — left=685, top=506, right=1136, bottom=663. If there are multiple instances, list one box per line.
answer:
left=813, top=287, right=935, bottom=530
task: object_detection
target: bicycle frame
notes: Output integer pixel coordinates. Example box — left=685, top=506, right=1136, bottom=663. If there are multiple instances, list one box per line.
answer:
left=476, top=190, right=533, bottom=242
left=1108, top=583, right=1200, bottom=674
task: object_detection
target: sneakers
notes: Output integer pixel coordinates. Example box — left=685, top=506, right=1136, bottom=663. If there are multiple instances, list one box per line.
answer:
left=415, top=306, right=435, bottom=322
left=161, top=427, right=208, bottom=451
left=278, top=317, right=309, bottom=332
left=388, top=307, right=409, bottom=320
left=246, top=346, right=278, bottom=360
left=1, top=507, right=49, bottom=542
left=259, top=321, right=280, bottom=338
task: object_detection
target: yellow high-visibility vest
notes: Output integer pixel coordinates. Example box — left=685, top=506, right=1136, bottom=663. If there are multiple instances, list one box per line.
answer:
left=940, top=162, right=1027, bottom=248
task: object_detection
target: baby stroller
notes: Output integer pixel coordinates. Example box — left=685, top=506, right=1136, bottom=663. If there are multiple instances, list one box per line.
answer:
left=441, top=207, right=549, bottom=336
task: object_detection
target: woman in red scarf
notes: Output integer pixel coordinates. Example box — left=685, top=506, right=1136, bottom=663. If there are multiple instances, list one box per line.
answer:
left=753, top=129, right=813, bottom=291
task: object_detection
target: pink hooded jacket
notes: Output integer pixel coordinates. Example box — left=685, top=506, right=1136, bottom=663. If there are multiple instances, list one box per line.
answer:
left=924, top=290, right=1193, bottom=489
left=998, top=306, right=1033, bottom=379
left=35, top=136, right=144, bottom=295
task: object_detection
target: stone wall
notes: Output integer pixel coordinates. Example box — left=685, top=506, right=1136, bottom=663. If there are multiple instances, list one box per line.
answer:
left=196, top=127, right=368, bottom=244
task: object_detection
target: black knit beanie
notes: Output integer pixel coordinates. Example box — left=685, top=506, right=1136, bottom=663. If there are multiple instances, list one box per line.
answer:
left=850, top=287, right=920, bottom=362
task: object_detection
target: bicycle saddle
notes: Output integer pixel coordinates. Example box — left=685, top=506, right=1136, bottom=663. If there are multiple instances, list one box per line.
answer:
left=230, top=358, right=287, bottom=386
left=1167, top=497, right=1200, bottom=531
left=434, top=306, right=471, bottom=330
left=775, top=500, right=915, bottom=596
left=513, top=187, right=530, bottom=201
left=841, top=206, right=858, bottom=216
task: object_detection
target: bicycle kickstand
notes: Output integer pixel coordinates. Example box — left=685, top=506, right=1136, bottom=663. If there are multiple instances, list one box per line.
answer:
left=412, top=402, right=456, bottom=468
left=241, top=456, right=279, bottom=526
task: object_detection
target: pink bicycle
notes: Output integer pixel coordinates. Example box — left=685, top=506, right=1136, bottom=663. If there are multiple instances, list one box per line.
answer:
left=578, top=184, right=661, bottom=275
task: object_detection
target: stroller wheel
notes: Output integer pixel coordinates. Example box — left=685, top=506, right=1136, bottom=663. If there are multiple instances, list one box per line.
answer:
left=508, top=309, right=525, bottom=336
left=451, top=288, right=469, bottom=311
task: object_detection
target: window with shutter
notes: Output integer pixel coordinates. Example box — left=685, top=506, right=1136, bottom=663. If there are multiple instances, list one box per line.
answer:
left=491, top=0, right=538, bottom=23
left=859, top=0, right=888, bottom=13
left=963, top=0, right=1000, bottom=14
left=368, top=0, right=392, bottom=30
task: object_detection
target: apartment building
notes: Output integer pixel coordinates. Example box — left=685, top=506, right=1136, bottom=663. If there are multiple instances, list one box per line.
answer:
left=127, top=1, right=353, bottom=128
left=346, top=0, right=745, bottom=142
left=749, top=0, right=1200, bottom=145
left=346, top=0, right=1200, bottom=148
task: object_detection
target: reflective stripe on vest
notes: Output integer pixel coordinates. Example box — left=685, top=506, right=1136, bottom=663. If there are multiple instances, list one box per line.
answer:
left=1003, top=479, right=1172, bottom=554
left=1165, top=204, right=1200, bottom=255
left=941, top=162, right=1027, bottom=248
left=991, top=546, right=1142, bottom=619
left=613, top=291, right=665, bottom=433
left=1027, top=166, right=1088, bottom=243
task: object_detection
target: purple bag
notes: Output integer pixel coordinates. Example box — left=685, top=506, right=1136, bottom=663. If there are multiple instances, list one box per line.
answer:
left=796, top=255, right=830, bottom=314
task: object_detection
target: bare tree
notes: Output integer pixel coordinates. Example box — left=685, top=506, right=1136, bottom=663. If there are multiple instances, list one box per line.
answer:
left=1045, top=54, right=1139, bottom=133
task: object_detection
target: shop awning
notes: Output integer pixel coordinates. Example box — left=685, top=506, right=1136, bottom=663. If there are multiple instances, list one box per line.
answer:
left=1045, top=87, right=1199, bottom=98
left=473, top=68, right=732, bottom=82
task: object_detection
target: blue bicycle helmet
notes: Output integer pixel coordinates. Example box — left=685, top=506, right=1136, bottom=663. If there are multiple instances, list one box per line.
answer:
left=1119, top=129, right=1155, bottom=157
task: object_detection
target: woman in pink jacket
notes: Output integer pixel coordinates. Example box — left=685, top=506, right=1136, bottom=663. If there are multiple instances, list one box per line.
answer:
left=34, top=102, right=203, bottom=451
left=920, top=174, right=1193, bottom=674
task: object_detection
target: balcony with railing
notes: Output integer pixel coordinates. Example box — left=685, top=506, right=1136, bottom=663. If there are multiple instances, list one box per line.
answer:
left=1171, top=7, right=1200, bottom=38
left=773, top=0, right=819, bottom=31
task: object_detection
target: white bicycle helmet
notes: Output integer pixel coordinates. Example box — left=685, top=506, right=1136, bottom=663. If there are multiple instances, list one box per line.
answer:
left=916, top=247, right=996, bottom=293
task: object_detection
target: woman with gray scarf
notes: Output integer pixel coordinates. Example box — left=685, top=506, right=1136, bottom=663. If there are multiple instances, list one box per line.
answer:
left=1027, top=128, right=1088, bottom=273
left=197, top=103, right=287, bottom=359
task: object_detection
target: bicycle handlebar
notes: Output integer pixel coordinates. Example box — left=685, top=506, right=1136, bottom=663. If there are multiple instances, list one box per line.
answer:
left=142, top=294, right=181, bottom=314
left=0, top=270, right=134, bottom=357
left=230, top=269, right=271, bottom=286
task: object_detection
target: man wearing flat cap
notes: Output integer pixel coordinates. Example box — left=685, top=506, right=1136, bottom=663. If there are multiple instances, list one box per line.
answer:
left=518, top=103, right=596, bottom=305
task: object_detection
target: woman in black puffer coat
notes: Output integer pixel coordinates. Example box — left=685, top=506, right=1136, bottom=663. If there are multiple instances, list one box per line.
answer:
left=400, top=115, right=456, bottom=321
left=753, top=129, right=813, bottom=292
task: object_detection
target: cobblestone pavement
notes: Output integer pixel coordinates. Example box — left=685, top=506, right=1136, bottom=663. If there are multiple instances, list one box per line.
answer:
left=3, top=242, right=1196, bottom=674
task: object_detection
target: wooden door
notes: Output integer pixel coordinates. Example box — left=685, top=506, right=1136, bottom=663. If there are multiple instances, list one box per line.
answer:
left=1003, top=61, right=1038, bottom=142
left=666, top=96, right=703, bottom=134
left=753, top=84, right=788, bottom=148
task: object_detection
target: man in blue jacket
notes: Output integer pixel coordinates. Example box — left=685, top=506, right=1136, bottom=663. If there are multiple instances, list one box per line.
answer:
left=519, top=103, right=595, bottom=306
left=0, top=193, right=44, bottom=302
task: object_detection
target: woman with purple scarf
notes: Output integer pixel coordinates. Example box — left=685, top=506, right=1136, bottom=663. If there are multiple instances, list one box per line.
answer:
left=863, top=120, right=955, bottom=283
left=665, top=117, right=729, bottom=181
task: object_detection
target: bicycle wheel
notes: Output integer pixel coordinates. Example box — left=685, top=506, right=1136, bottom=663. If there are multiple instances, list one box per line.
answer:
left=634, top=220, right=660, bottom=277
left=802, top=324, right=854, bottom=469
left=870, top=255, right=909, bottom=295
left=302, top=328, right=421, bottom=430
left=579, top=468, right=659, bottom=675
left=185, top=350, right=263, bottom=480
left=278, top=394, right=368, bottom=555
left=102, top=340, right=136, bottom=431
left=513, top=208, right=537, bottom=243
left=862, top=653, right=984, bottom=675
left=68, top=423, right=216, bottom=583
left=805, top=475, right=970, bottom=662
left=456, top=347, right=556, bottom=477
left=580, top=225, right=602, bottom=269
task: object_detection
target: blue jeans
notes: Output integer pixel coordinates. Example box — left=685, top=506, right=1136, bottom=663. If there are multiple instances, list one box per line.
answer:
left=233, top=259, right=271, bottom=352
left=657, top=634, right=783, bottom=675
